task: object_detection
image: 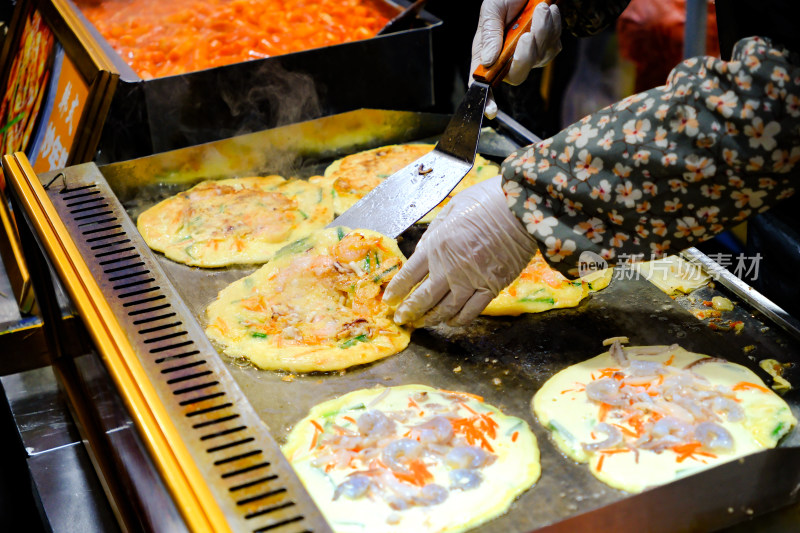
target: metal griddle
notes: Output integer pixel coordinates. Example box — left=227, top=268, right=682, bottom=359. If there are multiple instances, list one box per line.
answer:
left=38, top=110, right=800, bottom=532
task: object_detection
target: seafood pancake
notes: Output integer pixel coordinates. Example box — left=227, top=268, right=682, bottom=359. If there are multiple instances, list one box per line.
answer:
left=482, top=251, right=613, bottom=316
left=533, top=341, right=796, bottom=493
left=633, top=255, right=710, bottom=295
left=283, top=385, right=540, bottom=533
left=205, top=227, right=410, bottom=372
left=137, top=175, right=334, bottom=267
left=327, top=144, right=499, bottom=223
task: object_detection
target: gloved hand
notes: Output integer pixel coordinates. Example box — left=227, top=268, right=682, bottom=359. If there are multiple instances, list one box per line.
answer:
left=470, top=0, right=563, bottom=119
left=383, top=176, right=538, bottom=326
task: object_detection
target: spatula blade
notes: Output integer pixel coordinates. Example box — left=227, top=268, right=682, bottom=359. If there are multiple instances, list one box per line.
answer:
left=327, top=82, right=489, bottom=237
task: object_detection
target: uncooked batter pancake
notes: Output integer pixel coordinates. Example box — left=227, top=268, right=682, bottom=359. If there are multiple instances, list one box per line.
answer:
left=205, top=227, right=410, bottom=372
left=533, top=340, right=796, bottom=493
left=282, top=385, right=540, bottom=533
left=137, top=175, right=334, bottom=267
left=327, top=144, right=499, bottom=223
left=634, top=255, right=710, bottom=294
left=483, top=251, right=613, bottom=316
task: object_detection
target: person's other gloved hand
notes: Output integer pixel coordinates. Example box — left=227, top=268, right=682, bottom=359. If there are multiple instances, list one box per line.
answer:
left=470, top=0, right=563, bottom=119
left=383, top=176, right=538, bottom=327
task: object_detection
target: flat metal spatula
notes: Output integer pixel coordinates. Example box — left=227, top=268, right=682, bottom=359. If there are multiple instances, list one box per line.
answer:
left=328, top=0, right=549, bottom=238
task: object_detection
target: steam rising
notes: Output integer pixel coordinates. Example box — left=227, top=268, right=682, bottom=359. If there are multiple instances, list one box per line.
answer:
left=220, top=61, right=322, bottom=135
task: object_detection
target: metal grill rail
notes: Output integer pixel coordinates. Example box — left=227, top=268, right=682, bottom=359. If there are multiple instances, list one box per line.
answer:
left=44, top=165, right=331, bottom=533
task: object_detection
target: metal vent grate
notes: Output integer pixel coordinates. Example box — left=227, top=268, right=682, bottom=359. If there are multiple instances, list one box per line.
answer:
left=47, top=170, right=331, bottom=533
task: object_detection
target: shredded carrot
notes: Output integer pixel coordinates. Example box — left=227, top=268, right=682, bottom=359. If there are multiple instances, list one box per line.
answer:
left=598, top=402, right=613, bottom=422
left=451, top=417, right=495, bottom=452
left=375, top=241, right=394, bottom=255
left=440, top=389, right=484, bottom=402
left=594, top=448, right=632, bottom=473
left=459, top=401, right=479, bottom=416
left=391, top=459, right=434, bottom=486
left=409, top=459, right=433, bottom=485
left=733, top=381, right=771, bottom=394
left=612, top=424, right=639, bottom=439
left=597, top=367, right=621, bottom=379
left=481, top=413, right=498, bottom=439
left=664, top=354, right=676, bottom=366
left=212, top=317, right=229, bottom=335
left=407, top=397, right=421, bottom=410
left=391, top=470, right=416, bottom=485
left=672, top=442, right=700, bottom=463
left=342, top=416, right=357, bottom=425
left=599, top=448, right=630, bottom=455
left=240, top=295, right=267, bottom=313
left=511, top=431, right=519, bottom=442
left=309, top=419, right=324, bottom=450
left=628, top=413, right=661, bottom=437
left=482, top=412, right=498, bottom=428
left=560, top=383, right=585, bottom=394
left=671, top=441, right=717, bottom=463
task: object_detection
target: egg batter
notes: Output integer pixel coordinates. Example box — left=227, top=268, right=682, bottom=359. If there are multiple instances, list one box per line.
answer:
left=533, top=341, right=796, bottom=492
left=283, top=385, right=540, bottom=532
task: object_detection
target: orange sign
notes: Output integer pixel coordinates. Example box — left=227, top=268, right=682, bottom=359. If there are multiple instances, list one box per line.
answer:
left=33, top=52, right=89, bottom=172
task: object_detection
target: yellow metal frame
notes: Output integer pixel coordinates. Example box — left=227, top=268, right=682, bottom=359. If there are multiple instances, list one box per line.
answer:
left=0, top=0, right=122, bottom=313
left=0, top=186, right=33, bottom=312
left=3, top=152, right=232, bottom=533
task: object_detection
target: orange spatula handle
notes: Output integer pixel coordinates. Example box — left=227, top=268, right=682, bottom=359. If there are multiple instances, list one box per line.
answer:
left=473, top=0, right=552, bottom=86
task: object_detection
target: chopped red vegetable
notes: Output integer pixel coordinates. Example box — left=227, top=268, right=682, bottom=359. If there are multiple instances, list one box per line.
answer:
left=309, top=419, right=324, bottom=450
left=733, top=381, right=771, bottom=394
left=74, top=0, right=397, bottom=79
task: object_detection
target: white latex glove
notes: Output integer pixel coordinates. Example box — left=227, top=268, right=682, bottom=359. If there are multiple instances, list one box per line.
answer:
left=383, top=176, right=538, bottom=327
left=470, top=0, right=563, bottom=119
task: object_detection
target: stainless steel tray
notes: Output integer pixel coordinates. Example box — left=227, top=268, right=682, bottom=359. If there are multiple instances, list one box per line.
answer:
left=159, top=255, right=800, bottom=531
left=63, top=110, right=800, bottom=531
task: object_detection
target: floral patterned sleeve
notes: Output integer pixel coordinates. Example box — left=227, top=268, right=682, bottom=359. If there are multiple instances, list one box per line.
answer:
left=501, top=37, right=800, bottom=278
